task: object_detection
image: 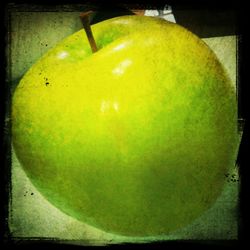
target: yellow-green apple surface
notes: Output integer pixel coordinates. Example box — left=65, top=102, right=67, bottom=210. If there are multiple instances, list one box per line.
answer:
left=11, top=15, right=238, bottom=237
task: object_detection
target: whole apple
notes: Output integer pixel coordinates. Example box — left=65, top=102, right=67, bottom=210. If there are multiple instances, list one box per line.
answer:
left=11, top=15, right=238, bottom=237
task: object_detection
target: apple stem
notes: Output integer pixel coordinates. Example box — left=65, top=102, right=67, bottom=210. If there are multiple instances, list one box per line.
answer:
left=80, top=11, right=98, bottom=53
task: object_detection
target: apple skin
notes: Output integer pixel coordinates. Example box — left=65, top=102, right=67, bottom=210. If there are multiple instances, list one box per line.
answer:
left=12, top=15, right=238, bottom=237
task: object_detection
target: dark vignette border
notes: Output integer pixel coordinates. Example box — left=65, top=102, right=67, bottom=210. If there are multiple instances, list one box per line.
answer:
left=1, top=0, right=248, bottom=249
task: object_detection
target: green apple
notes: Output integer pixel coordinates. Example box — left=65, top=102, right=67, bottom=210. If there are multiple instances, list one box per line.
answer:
left=11, top=15, right=238, bottom=237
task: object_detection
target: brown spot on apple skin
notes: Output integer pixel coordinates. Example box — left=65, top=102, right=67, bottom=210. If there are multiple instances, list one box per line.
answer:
left=225, top=172, right=239, bottom=183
